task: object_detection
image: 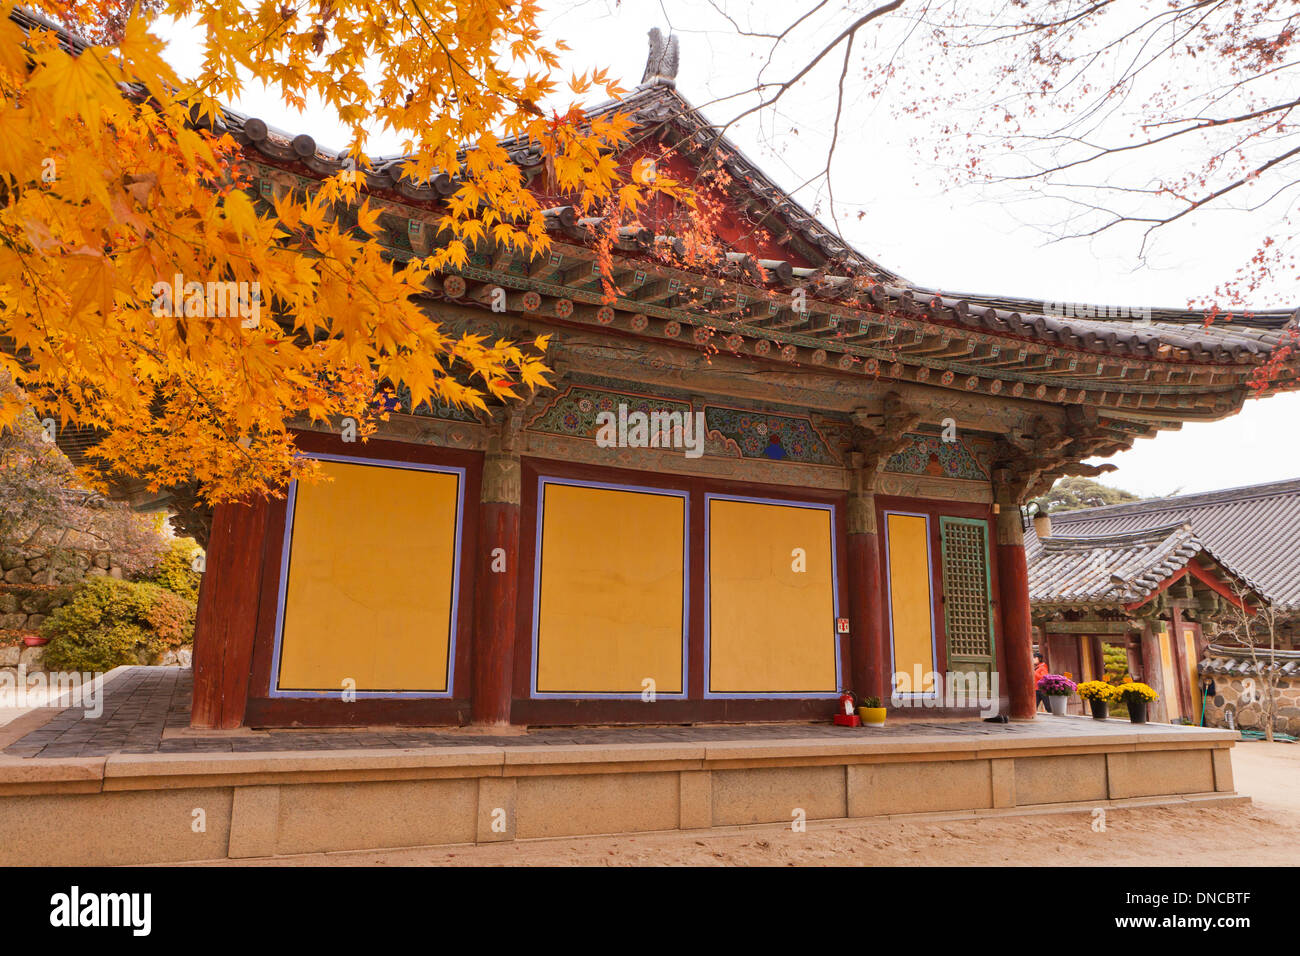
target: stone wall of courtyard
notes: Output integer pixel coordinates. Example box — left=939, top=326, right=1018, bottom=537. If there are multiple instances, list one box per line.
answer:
left=1200, top=644, right=1300, bottom=736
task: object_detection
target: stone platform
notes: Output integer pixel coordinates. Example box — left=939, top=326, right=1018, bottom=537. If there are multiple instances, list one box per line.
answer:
left=0, top=668, right=1243, bottom=864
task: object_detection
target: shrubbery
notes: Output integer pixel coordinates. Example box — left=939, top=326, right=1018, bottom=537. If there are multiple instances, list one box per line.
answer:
left=144, top=537, right=203, bottom=602
left=40, top=578, right=195, bottom=672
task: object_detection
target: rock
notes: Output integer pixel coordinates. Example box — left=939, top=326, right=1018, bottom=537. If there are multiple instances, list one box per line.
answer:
left=0, top=646, right=20, bottom=667
left=20, top=593, right=52, bottom=614
left=25, top=614, right=44, bottom=629
left=86, top=566, right=107, bottom=577
left=19, top=645, right=46, bottom=671
left=92, top=551, right=111, bottom=569
left=177, top=647, right=192, bottom=667
left=26, top=555, right=47, bottom=572
left=108, top=566, right=123, bottom=580
left=0, top=593, right=16, bottom=614
left=75, top=554, right=91, bottom=571
left=3, top=567, right=33, bottom=585
left=0, top=551, right=23, bottom=571
left=0, top=613, right=26, bottom=630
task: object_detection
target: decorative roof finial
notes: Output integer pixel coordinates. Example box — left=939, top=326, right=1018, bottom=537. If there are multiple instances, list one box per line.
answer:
left=641, top=27, right=680, bottom=88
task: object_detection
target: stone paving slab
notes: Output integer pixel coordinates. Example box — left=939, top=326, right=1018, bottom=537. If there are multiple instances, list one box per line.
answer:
left=2, top=666, right=1233, bottom=759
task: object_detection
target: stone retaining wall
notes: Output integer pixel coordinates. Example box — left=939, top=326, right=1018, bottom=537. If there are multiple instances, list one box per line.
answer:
left=1200, top=673, right=1300, bottom=736
left=1200, top=644, right=1300, bottom=735
left=0, top=548, right=190, bottom=674
left=0, top=547, right=130, bottom=634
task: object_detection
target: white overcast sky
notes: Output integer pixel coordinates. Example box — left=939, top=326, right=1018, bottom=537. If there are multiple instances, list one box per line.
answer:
left=158, top=1, right=1300, bottom=499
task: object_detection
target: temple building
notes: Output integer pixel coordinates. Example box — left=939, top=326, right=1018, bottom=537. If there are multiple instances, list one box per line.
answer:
left=1028, top=479, right=1300, bottom=727
left=56, top=30, right=1288, bottom=730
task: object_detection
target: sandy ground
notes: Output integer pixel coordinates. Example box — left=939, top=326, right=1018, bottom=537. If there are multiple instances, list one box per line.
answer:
left=222, top=740, right=1300, bottom=867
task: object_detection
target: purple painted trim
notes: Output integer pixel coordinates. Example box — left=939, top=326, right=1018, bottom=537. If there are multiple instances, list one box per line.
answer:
left=883, top=509, right=939, bottom=700
left=268, top=452, right=466, bottom=699
left=702, top=493, right=842, bottom=699
left=529, top=475, right=690, bottom=700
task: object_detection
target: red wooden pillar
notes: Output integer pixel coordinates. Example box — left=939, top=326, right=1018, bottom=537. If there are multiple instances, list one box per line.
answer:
left=471, top=434, right=522, bottom=726
left=191, top=497, right=269, bottom=729
left=1140, top=621, right=1168, bottom=723
left=994, top=504, right=1036, bottom=721
left=846, top=467, right=887, bottom=701
left=1168, top=605, right=1195, bottom=722
left=847, top=529, right=887, bottom=700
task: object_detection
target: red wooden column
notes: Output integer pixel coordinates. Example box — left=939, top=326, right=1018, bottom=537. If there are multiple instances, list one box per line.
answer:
left=470, top=418, right=523, bottom=726
left=1139, top=621, right=1169, bottom=723
left=846, top=464, right=887, bottom=700
left=191, top=497, right=269, bottom=729
left=994, top=497, right=1036, bottom=720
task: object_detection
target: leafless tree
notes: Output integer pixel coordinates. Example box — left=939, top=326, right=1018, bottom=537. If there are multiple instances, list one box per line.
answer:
left=1210, top=581, right=1282, bottom=741
left=608, top=1, right=1299, bottom=375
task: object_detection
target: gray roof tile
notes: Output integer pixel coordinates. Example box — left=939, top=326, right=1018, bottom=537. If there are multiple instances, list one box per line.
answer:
left=1030, top=478, right=1300, bottom=610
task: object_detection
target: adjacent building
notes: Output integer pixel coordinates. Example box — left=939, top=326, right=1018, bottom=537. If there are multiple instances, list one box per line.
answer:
left=1028, top=478, right=1300, bottom=726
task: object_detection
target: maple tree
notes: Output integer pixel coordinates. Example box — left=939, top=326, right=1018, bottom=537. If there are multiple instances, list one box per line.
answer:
left=0, top=0, right=678, bottom=503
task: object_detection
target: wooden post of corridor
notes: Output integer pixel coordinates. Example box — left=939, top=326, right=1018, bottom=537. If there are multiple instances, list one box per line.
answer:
left=994, top=490, right=1036, bottom=720
left=471, top=412, right=524, bottom=726
left=846, top=454, right=887, bottom=700
left=191, top=497, right=268, bottom=729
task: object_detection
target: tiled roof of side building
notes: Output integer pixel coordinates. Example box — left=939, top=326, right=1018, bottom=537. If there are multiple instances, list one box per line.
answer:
left=1026, top=522, right=1241, bottom=607
left=1029, top=478, right=1300, bottom=611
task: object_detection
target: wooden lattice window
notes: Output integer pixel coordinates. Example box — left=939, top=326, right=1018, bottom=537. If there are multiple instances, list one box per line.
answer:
left=939, top=517, right=994, bottom=665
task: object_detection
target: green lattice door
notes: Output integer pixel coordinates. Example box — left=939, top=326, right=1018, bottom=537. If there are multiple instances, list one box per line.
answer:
left=939, top=517, right=995, bottom=678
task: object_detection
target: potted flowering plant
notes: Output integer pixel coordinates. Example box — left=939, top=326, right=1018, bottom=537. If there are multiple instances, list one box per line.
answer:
left=1113, top=681, right=1159, bottom=724
left=1037, top=674, right=1077, bottom=715
left=858, top=695, right=887, bottom=727
left=1076, top=680, right=1115, bottom=720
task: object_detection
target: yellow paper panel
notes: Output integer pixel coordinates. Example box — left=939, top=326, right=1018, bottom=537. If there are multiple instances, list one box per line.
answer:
left=886, top=513, right=936, bottom=694
left=536, top=483, right=684, bottom=694
left=707, top=499, right=837, bottom=694
left=278, top=461, right=459, bottom=692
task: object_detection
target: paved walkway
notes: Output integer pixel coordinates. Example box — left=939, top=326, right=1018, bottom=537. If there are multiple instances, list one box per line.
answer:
left=3, top=666, right=1215, bottom=759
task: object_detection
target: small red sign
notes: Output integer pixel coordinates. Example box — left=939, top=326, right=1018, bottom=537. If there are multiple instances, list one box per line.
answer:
left=836, top=618, right=850, bottom=634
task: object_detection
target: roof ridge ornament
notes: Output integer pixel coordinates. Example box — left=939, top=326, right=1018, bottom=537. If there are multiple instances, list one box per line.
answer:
left=641, top=27, right=680, bottom=88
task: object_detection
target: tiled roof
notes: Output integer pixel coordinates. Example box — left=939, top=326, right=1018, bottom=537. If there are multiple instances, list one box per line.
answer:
left=1200, top=643, right=1300, bottom=676
left=218, top=77, right=1297, bottom=364
left=1031, top=478, right=1300, bottom=610
left=11, top=8, right=1298, bottom=391
left=1026, top=522, right=1231, bottom=606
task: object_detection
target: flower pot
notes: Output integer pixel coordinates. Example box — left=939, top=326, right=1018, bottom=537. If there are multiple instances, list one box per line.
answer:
left=1128, top=699, right=1148, bottom=724
left=859, top=706, right=887, bottom=726
left=1089, top=699, right=1109, bottom=720
left=1048, top=695, right=1068, bottom=716
left=22, top=635, right=48, bottom=647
